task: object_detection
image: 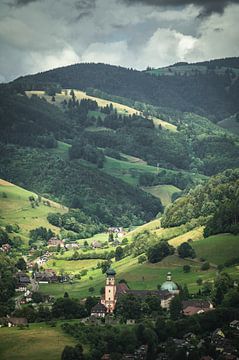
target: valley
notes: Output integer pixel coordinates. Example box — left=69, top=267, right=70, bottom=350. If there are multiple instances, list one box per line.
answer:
left=0, top=56, right=239, bottom=360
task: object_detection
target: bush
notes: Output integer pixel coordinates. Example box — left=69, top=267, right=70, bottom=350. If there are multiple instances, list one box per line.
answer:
left=196, top=278, right=203, bottom=285
left=147, top=241, right=174, bottom=263
left=183, top=265, right=191, bottom=273
left=88, top=287, right=95, bottom=293
left=201, top=262, right=210, bottom=271
left=177, top=242, right=196, bottom=259
left=138, top=255, right=147, bottom=264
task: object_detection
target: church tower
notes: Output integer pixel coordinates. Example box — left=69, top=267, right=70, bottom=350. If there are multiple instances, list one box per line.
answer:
left=101, top=268, right=117, bottom=313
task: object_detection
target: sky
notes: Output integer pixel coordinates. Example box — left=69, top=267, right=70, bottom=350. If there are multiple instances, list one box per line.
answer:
left=0, top=0, right=239, bottom=82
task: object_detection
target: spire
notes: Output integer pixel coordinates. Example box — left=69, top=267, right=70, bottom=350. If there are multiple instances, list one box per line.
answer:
left=106, top=268, right=116, bottom=276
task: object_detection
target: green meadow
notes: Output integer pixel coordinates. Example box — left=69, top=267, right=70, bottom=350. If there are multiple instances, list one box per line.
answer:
left=192, top=233, right=239, bottom=265
left=142, top=184, right=180, bottom=207
left=0, top=322, right=76, bottom=360
left=0, top=180, right=67, bottom=244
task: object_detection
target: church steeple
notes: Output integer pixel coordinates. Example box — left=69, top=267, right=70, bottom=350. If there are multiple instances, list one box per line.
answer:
left=101, top=268, right=117, bottom=313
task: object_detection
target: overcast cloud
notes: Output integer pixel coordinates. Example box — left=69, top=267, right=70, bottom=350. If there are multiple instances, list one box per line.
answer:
left=0, top=0, right=238, bottom=82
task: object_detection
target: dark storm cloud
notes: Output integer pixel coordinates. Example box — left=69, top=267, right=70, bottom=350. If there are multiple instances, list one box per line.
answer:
left=12, top=0, right=40, bottom=5
left=123, top=0, right=237, bottom=16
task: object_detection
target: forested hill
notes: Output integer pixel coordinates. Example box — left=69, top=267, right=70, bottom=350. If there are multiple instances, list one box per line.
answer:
left=12, top=58, right=239, bottom=121
left=161, top=168, right=239, bottom=237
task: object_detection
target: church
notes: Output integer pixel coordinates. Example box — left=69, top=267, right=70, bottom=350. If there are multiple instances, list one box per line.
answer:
left=91, top=268, right=179, bottom=318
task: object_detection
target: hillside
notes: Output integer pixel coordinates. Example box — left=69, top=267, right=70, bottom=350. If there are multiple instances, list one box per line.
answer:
left=146, top=57, right=239, bottom=77
left=218, top=113, right=239, bottom=135
left=12, top=58, right=239, bottom=121
left=26, top=89, right=178, bottom=132
left=0, top=179, right=67, bottom=244
left=161, top=168, right=239, bottom=230
left=192, top=233, right=239, bottom=266
left=0, top=145, right=162, bottom=226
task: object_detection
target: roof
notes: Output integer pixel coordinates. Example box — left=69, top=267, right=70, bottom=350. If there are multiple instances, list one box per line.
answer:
left=8, top=317, right=28, bottom=325
left=91, top=303, right=107, bottom=313
left=230, top=320, right=239, bottom=326
left=116, top=283, right=129, bottom=295
left=124, top=289, right=172, bottom=300
left=106, top=268, right=116, bottom=276
left=182, top=300, right=211, bottom=310
left=160, top=280, right=178, bottom=291
left=183, top=306, right=206, bottom=316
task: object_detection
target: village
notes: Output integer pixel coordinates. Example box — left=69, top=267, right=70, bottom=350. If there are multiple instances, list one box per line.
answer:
left=1, top=224, right=239, bottom=359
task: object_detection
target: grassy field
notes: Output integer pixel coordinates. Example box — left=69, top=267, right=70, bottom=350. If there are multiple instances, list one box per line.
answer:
left=103, top=155, right=158, bottom=186
left=0, top=179, right=67, bottom=244
left=142, top=184, right=180, bottom=207
left=126, top=218, right=161, bottom=239
left=38, top=225, right=239, bottom=298
left=45, top=259, right=100, bottom=275
left=39, top=253, right=221, bottom=298
left=169, top=226, right=204, bottom=247
left=0, top=322, right=76, bottom=360
left=26, top=90, right=177, bottom=132
left=47, top=141, right=70, bottom=160
left=149, top=116, right=177, bottom=132
left=192, top=233, right=239, bottom=265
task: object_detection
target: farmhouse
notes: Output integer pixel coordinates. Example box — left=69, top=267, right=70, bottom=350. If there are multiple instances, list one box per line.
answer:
left=35, top=269, right=58, bottom=283
left=65, top=242, right=79, bottom=250
left=47, top=237, right=65, bottom=248
left=182, top=300, right=214, bottom=316
left=92, top=240, right=103, bottom=249
left=91, top=269, right=177, bottom=317
left=0, top=317, right=28, bottom=327
left=15, top=271, right=30, bottom=292
left=0, top=243, right=11, bottom=252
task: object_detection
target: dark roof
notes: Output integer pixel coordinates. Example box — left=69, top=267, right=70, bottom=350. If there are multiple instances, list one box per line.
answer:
left=91, top=303, right=107, bottom=313
left=8, top=317, right=28, bottom=325
left=182, top=300, right=211, bottom=310
left=106, top=268, right=116, bottom=276
left=123, top=289, right=172, bottom=300
left=116, top=283, right=129, bottom=294
left=15, top=272, right=30, bottom=284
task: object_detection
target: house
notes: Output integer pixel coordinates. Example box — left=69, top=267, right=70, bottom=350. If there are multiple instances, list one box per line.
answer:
left=47, top=237, right=65, bottom=248
left=0, top=243, right=11, bottom=252
left=92, top=240, right=103, bottom=249
left=182, top=300, right=213, bottom=316
left=108, top=227, right=126, bottom=238
left=7, top=317, right=28, bottom=327
left=230, top=320, right=239, bottom=331
left=65, top=243, right=79, bottom=250
left=35, top=270, right=58, bottom=283
left=91, top=303, right=107, bottom=318
left=15, top=272, right=31, bottom=292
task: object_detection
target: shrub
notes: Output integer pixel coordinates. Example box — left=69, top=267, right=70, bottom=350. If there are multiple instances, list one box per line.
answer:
left=183, top=265, right=191, bottom=273
left=196, top=278, right=203, bottom=285
left=138, top=255, right=147, bottom=264
left=201, top=262, right=210, bottom=271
